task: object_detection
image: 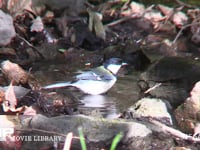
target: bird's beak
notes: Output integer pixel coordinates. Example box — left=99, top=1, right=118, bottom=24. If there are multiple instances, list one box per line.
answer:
left=122, top=62, right=128, bottom=66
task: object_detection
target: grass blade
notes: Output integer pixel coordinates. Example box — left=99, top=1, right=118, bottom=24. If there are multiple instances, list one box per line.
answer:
left=78, top=127, right=87, bottom=150
left=110, top=132, right=123, bottom=150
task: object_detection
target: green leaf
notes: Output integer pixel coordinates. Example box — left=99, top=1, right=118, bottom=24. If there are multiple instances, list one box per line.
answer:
left=78, top=127, right=87, bottom=150
left=121, top=0, right=129, bottom=2
left=110, top=132, right=123, bottom=150
left=58, top=48, right=66, bottom=53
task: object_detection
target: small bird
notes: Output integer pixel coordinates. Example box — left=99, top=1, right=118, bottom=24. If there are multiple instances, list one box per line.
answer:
left=43, top=58, right=127, bottom=95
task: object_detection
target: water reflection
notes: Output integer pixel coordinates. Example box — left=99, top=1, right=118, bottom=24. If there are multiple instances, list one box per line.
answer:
left=79, top=95, right=119, bottom=119
left=33, top=61, right=140, bottom=118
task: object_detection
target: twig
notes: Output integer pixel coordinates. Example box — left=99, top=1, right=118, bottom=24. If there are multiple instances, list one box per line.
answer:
left=120, top=0, right=131, bottom=12
left=173, top=22, right=200, bottom=44
left=106, top=14, right=138, bottom=27
left=144, top=83, right=162, bottom=94
left=174, top=0, right=194, bottom=8
left=148, top=119, right=200, bottom=142
left=16, top=34, right=44, bottom=59
left=105, top=4, right=154, bottom=27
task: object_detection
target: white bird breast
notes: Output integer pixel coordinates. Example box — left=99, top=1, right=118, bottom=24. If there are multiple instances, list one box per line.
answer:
left=72, top=77, right=117, bottom=95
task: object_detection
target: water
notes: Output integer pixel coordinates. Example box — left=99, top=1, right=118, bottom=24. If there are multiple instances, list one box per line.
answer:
left=32, top=60, right=141, bottom=118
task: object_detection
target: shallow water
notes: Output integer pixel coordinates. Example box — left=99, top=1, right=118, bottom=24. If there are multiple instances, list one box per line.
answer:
left=32, top=60, right=141, bottom=118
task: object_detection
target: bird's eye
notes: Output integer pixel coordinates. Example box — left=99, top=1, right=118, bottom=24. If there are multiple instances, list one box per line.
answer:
left=118, top=60, right=123, bottom=65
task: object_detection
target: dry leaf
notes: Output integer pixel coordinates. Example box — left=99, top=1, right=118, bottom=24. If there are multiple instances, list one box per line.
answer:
left=30, top=16, right=44, bottom=32
left=7, top=0, right=33, bottom=16
left=5, top=82, right=17, bottom=111
left=1, top=60, right=29, bottom=84
left=121, top=1, right=145, bottom=16
left=2, top=83, right=27, bottom=113
left=0, top=87, right=5, bottom=104
left=63, top=132, right=73, bottom=150
left=4, top=86, right=30, bottom=99
left=23, top=106, right=37, bottom=116
left=157, top=4, right=188, bottom=28
left=87, top=8, right=106, bottom=40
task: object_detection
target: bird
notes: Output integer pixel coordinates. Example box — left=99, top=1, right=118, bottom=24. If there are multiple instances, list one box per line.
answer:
left=43, top=58, right=127, bottom=95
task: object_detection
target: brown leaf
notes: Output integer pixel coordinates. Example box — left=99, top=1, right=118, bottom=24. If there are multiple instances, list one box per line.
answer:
left=23, top=106, right=37, bottom=116
left=87, top=8, right=106, bottom=40
left=1, top=60, right=29, bottom=84
left=0, top=87, right=5, bottom=104
left=157, top=4, right=188, bottom=28
left=2, top=82, right=27, bottom=113
left=121, top=1, right=145, bottom=16
left=5, top=82, right=17, bottom=111
left=7, top=0, right=33, bottom=16
left=4, top=86, right=30, bottom=99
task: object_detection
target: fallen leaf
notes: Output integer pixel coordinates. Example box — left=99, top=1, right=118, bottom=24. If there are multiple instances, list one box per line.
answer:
left=30, top=16, right=44, bottom=32
left=88, top=8, right=106, bottom=40
left=63, top=132, right=73, bottom=150
left=2, top=83, right=27, bottom=113
left=7, top=0, right=33, bottom=16
left=1, top=60, right=29, bottom=84
left=23, top=106, right=37, bottom=116
left=5, top=82, right=17, bottom=111
left=3, top=86, right=30, bottom=99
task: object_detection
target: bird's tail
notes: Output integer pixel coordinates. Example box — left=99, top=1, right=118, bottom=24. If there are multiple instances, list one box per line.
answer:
left=43, top=82, right=72, bottom=89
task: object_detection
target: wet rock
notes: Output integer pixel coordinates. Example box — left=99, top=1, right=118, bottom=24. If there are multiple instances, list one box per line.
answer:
left=0, top=48, right=16, bottom=59
left=66, top=21, right=104, bottom=51
left=35, top=43, right=60, bottom=60
left=37, top=89, right=80, bottom=116
left=122, top=50, right=151, bottom=71
left=33, top=0, right=87, bottom=16
left=144, top=35, right=178, bottom=57
left=2, top=86, right=30, bottom=99
left=20, top=114, right=175, bottom=149
left=124, top=98, right=173, bottom=126
left=174, top=81, right=200, bottom=134
left=139, top=57, right=200, bottom=107
left=187, top=9, right=200, bottom=45
left=0, top=10, right=16, bottom=46
left=191, top=33, right=200, bottom=45
left=102, top=45, right=151, bottom=71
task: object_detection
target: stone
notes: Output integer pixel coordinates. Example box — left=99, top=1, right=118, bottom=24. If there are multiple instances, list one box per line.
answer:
left=0, top=10, right=16, bottom=46
left=125, top=98, right=173, bottom=126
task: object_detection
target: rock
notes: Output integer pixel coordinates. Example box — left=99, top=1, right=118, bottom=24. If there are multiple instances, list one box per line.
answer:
left=174, top=81, right=200, bottom=134
left=37, top=90, right=79, bottom=116
left=102, top=46, right=151, bottom=71
left=124, top=98, right=173, bottom=126
left=187, top=9, right=200, bottom=45
left=33, top=0, right=87, bottom=16
left=3, top=86, right=30, bottom=99
left=0, top=10, right=16, bottom=46
left=20, top=114, right=175, bottom=149
left=139, top=57, right=200, bottom=107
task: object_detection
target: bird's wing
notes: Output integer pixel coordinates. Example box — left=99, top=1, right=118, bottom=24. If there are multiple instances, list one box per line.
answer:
left=75, top=66, right=114, bottom=81
left=75, top=71, right=102, bottom=80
